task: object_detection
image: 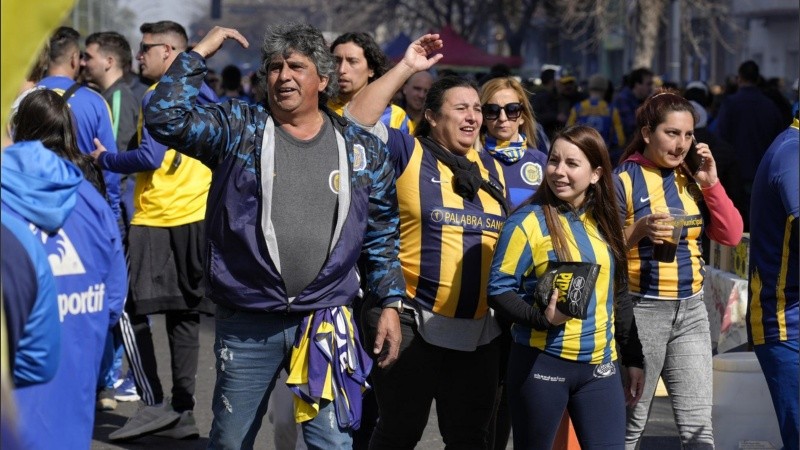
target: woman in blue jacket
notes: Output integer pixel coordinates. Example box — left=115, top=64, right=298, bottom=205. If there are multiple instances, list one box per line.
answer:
left=4, top=89, right=126, bottom=450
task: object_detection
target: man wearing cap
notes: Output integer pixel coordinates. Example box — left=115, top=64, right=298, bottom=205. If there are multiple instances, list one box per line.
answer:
left=567, top=73, right=625, bottom=165
left=555, top=75, right=586, bottom=128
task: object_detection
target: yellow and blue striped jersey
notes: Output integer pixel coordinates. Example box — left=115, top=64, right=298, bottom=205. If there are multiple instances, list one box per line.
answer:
left=747, top=120, right=799, bottom=345
left=488, top=203, right=617, bottom=364
left=387, top=130, right=505, bottom=319
left=566, top=98, right=626, bottom=149
left=614, top=158, right=704, bottom=299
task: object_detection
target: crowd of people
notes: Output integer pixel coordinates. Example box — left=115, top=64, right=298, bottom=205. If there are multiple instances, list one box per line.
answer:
left=1, top=17, right=797, bottom=450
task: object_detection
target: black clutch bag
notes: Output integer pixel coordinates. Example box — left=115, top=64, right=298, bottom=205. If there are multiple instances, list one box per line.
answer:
left=534, top=261, right=601, bottom=320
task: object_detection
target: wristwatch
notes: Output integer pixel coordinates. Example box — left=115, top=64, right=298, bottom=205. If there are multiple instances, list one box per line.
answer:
left=382, top=300, right=404, bottom=312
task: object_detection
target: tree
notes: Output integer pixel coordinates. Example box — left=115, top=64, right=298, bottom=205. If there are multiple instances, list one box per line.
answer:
left=492, top=0, right=543, bottom=57
left=631, top=0, right=667, bottom=68
left=554, top=0, right=740, bottom=72
left=332, top=0, right=544, bottom=57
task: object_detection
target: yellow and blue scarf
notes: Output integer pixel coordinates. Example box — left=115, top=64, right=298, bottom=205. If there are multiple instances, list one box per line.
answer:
left=286, top=306, right=372, bottom=429
left=484, top=133, right=528, bottom=164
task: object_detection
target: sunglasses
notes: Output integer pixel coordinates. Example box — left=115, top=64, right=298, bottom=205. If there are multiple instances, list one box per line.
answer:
left=482, top=102, right=523, bottom=121
left=139, top=42, right=175, bottom=54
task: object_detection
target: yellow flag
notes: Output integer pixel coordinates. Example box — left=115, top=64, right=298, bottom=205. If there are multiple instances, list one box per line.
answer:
left=1, top=0, right=77, bottom=132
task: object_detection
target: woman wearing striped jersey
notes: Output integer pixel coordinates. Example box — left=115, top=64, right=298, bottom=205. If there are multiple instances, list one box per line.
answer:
left=614, top=90, right=743, bottom=449
left=488, top=125, right=645, bottom=449
left=346, top=35, right=510, bottom=448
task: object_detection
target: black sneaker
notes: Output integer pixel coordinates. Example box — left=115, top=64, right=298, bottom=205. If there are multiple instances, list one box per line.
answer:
left=108, top=399, right=181, bottom=441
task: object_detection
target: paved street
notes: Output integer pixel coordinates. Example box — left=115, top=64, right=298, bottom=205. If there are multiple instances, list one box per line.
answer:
left=92, top=314, right=680, bottom=449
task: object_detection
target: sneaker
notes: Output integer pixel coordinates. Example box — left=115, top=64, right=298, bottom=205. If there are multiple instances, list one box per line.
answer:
left=154, top=410, right=200, bottom=440
left=96, top=387, right=117, bottom=411
left=114, top=372, right=140, bottom=402
left=108, top=400, right=181, bottom=442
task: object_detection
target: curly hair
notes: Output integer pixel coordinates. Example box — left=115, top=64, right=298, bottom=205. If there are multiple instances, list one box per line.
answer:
left=258, top=23, right=338, bottom=104
left=329, top=32, right=388, bottom=81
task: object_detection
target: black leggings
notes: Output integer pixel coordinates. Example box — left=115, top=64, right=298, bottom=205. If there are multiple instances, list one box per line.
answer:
left=506, top=344, right=625, bottom=449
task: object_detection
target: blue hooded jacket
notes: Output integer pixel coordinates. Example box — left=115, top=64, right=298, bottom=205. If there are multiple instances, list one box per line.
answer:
left=2, top=141, right=127, bottom=450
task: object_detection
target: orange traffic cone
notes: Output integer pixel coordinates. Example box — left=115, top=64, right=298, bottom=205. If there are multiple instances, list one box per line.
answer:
left=552, top=411, right=581, bottom=450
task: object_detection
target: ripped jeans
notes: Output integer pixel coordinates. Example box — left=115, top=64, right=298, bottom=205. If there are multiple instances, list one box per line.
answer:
left=625, top=295, right=714, bottom=450
left=208, top=304, right=352, bottom=450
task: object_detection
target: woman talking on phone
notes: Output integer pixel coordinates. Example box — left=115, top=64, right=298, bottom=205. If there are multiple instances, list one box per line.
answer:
left=614, top=89, right=742, bottom=449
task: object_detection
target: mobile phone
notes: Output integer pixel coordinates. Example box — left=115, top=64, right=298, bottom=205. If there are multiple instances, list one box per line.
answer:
left=685, top=136, right=703, bottom=173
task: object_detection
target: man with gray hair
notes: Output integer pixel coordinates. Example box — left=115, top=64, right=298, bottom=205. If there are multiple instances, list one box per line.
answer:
left=144, top=23, right=405, bottom=448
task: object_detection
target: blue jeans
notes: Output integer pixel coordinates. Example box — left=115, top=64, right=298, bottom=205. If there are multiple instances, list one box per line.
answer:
left=754, top=340, right=799, bottom=450
left=207, top=304, right=353, bottom=450
left=625, top=295, right=714, bottom=450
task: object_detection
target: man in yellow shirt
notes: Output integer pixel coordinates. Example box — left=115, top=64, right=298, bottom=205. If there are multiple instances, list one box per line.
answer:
left=92, top=20, right=217, bottom=442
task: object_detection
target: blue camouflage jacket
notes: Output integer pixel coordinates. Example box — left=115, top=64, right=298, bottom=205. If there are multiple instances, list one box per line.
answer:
left=145, top=51, right=405, bottom=312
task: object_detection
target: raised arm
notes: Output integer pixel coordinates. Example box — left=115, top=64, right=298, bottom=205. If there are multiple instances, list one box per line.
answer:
left=191, top=26, right=249, bottom=59
left=347, top=34, right=443, bottom=126
left=144, top=27, right=250, bottom=166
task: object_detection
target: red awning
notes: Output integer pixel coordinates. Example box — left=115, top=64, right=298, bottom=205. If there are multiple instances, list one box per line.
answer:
left=433, top=25, right=522, bottom=69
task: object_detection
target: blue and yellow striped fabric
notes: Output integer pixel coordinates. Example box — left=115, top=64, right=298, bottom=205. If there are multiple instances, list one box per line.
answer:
left=287, top=306, right=371, bottom=429
left=393, top=137, right=506, bottom=319
left=488, top=203, right=617, bottom=364
left=614, top=162, right=704, bottom=299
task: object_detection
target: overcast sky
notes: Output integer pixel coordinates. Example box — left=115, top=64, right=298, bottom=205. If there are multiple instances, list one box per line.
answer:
left=119, top=0, right=206, bottom=34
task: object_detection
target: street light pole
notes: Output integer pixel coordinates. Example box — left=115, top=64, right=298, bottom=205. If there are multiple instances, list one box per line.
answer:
left=669, top=0, right=681, bottom=83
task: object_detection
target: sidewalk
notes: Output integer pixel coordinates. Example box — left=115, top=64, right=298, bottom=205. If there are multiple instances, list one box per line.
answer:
left=91, top=314, right=682, bottom=449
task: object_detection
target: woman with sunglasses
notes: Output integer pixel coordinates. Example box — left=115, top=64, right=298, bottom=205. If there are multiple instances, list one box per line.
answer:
left=478, top=78, right=549, bottom=210
left=476, top=77, right=549, bottom=450
left=488, top=125, right=645, bottom=449
left=345, top=35, right=509, bottom=448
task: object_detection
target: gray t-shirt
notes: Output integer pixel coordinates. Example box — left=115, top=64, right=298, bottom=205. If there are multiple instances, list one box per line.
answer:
left=272, top=116, right=339, bottom=298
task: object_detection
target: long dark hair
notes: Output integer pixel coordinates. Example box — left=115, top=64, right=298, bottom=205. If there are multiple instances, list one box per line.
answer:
left=531, top=125, right=628, bottom=290
left=619, top=88, right=697, bottom=164
left=12, top=89, right=107, bottom=196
